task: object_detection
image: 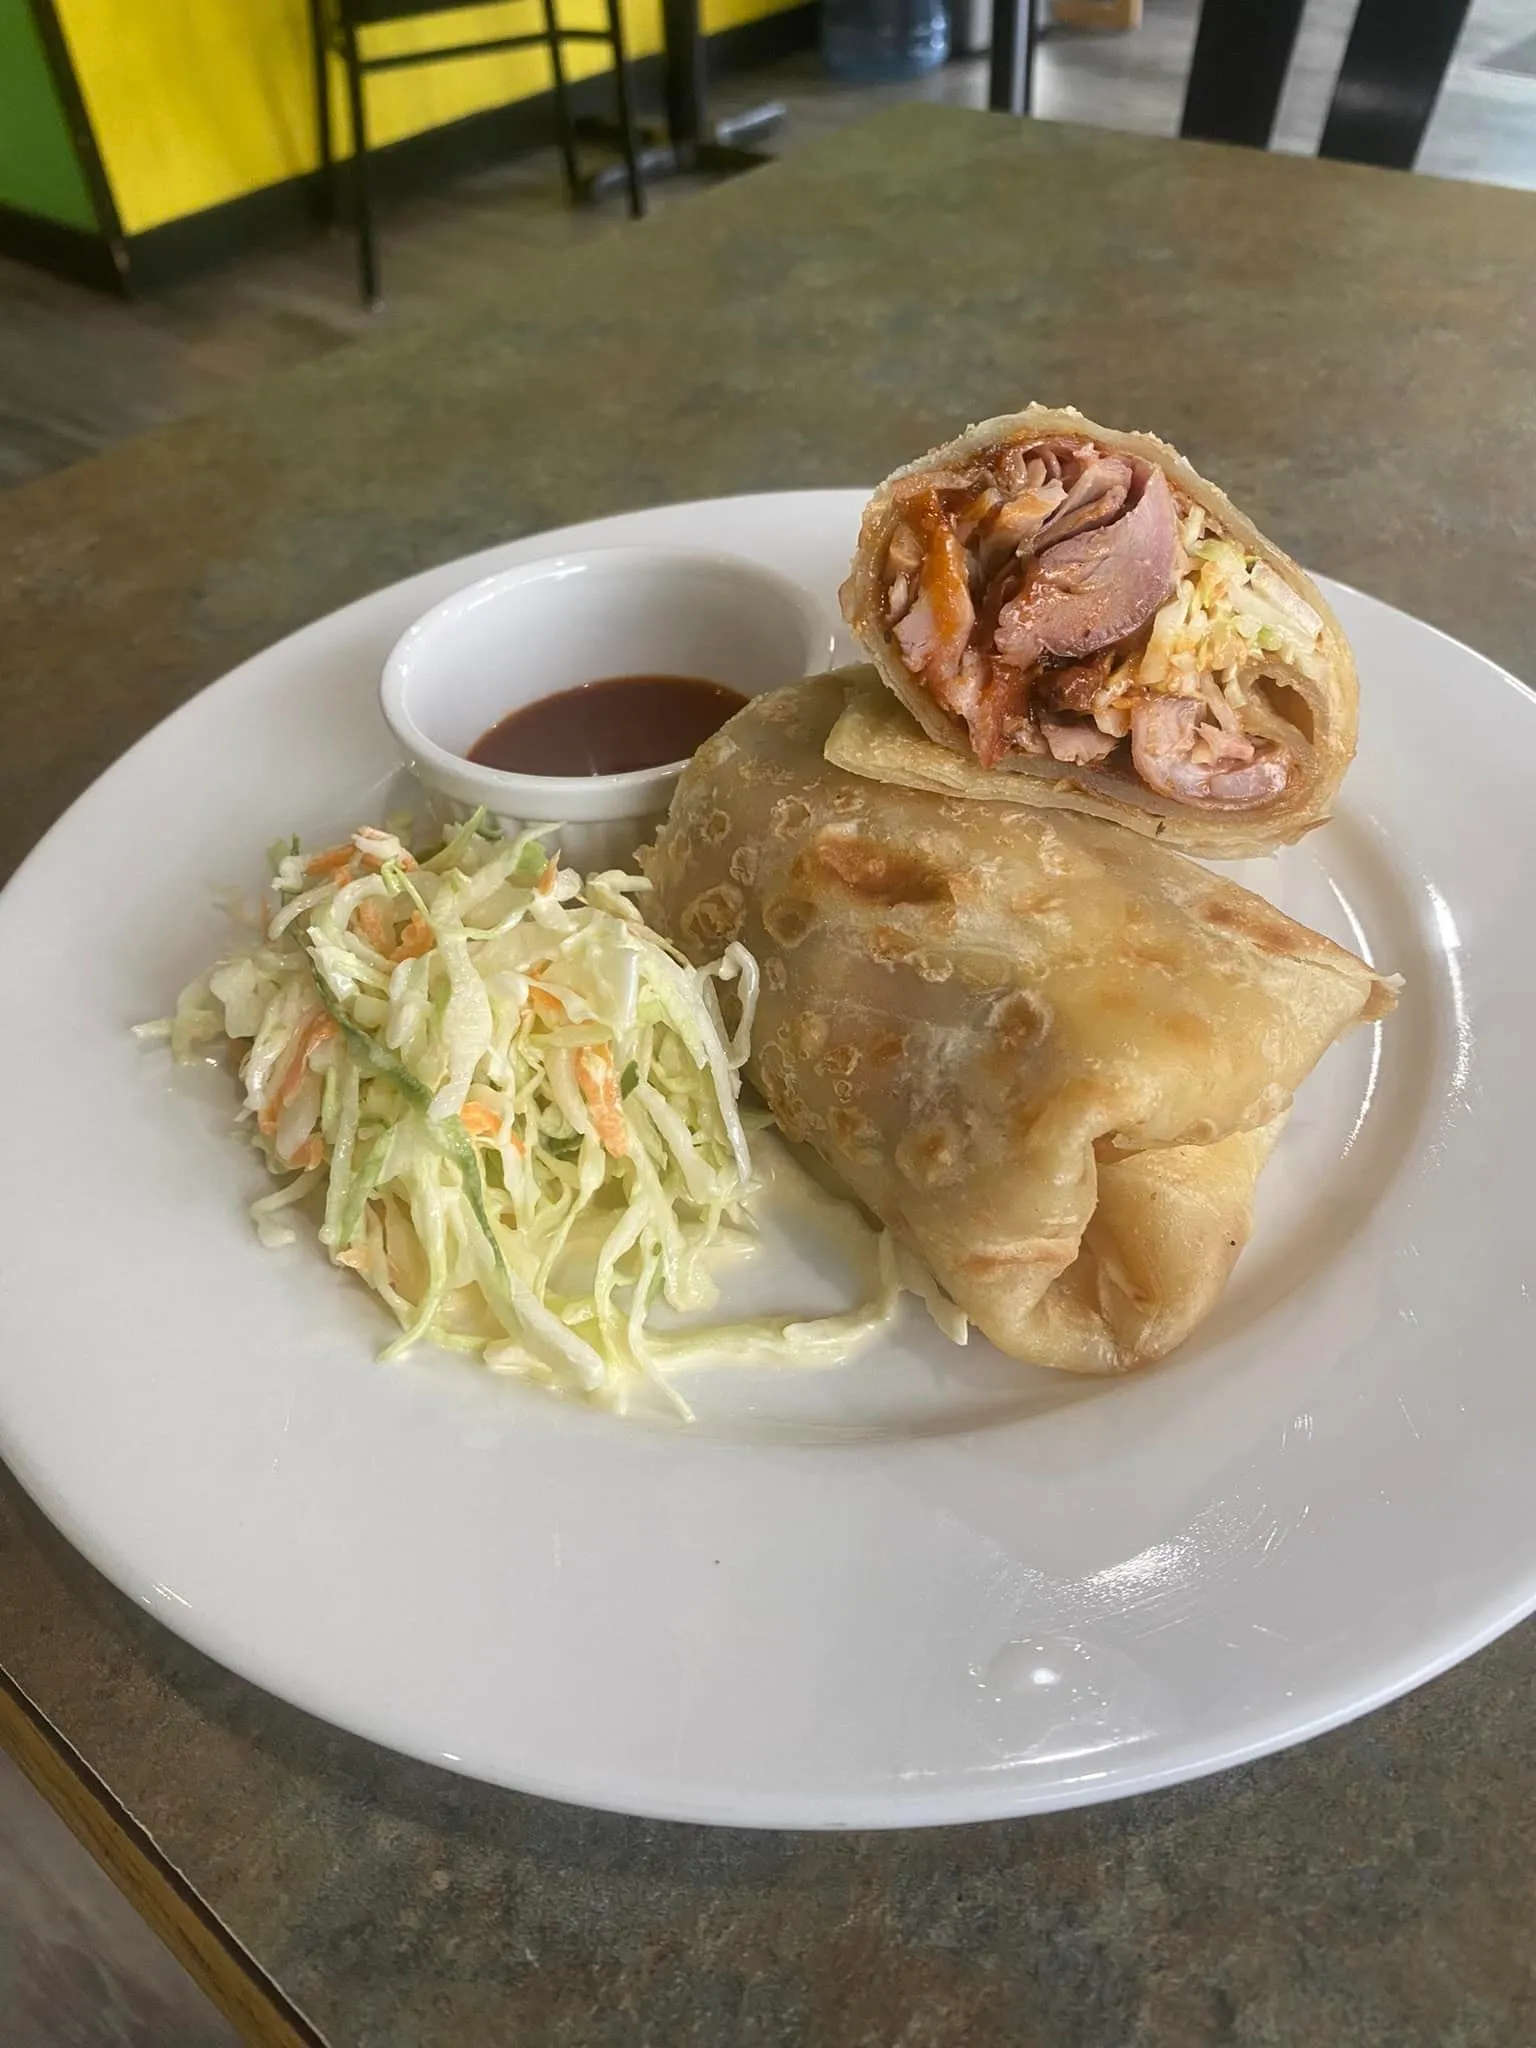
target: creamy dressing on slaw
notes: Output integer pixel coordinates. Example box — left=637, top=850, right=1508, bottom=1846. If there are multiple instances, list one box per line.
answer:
left=139, top=814, right=931, bottom=1416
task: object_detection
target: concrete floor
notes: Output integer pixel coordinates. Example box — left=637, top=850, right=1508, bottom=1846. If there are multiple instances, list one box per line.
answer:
left=1, top=0, right=1534, bottom=490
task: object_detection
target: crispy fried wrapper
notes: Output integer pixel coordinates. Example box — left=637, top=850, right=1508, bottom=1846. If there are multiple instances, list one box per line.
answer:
left=643, top=673, right=1395, bottom=1374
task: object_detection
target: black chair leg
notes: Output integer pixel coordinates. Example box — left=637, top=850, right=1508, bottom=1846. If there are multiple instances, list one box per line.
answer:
left=603, top=0, right=646, bottom=219
left=1318, top=0, right=1473, bottom=171
left=988, top=0, right=1038, bottom=115
left=1180, top=0, right=1307, bottom=149
left=309, top=0, right=336, bottom=225
left=341, top=19, right=379, bottom=305
left=540, top=0, right=582, bottom=203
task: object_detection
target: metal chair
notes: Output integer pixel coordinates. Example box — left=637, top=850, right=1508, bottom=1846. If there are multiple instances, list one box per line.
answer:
left=310, top=0, right=645, bottom=307
left=988, top=0, right=1042, bottom=115
left=1180, top=0, right=1475, bottom=169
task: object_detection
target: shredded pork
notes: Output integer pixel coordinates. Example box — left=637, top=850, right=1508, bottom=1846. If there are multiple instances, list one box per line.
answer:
left=880, top=434, right=1319, bottom=811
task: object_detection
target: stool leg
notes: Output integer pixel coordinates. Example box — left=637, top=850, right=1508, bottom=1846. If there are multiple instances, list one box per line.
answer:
left=341, top=18, right=379, bottom=305
left=603, top=0, right=645, bottom=219
left=309, top=0, right=336, bottom=225
left=539, top=0, right=582, bottom=203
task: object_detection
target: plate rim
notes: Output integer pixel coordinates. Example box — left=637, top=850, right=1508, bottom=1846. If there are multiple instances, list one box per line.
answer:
left=2, top=486, right=1533, bottom=1829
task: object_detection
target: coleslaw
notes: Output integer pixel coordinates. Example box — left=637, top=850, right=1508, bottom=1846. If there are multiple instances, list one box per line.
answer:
left=1137, top=508, right=1328, bottom=699
left=140, top=814, right=903, bottom=1414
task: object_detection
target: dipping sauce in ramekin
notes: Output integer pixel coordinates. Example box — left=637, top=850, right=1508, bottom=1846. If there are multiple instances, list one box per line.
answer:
left=380, top=546, right=835, bottom=870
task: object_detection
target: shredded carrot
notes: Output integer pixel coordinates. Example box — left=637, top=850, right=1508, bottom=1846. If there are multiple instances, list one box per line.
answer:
left=536, top=857, right=558, bottom=896
left=576, top=1046, right=628, bottom=1158
left=353, top=898, right=393, bottom=954
left=390, top=912, right=434, bottom=962
left=458, top=1101, right=525, bottom=1155
left=258, top=1013, right=338, bottom=1134
left=293, top=1136, right=325, bottom=1170
left=305, top=844, right=356, bottom=879
left=527, top=986, right=564, bottom=1023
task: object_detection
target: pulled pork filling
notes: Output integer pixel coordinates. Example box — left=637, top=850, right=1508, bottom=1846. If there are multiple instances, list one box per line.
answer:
left=881, top=435, right=1328, bottom=810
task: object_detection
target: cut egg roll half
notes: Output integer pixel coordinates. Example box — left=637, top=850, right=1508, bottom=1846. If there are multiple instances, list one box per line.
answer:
left=838, top=404, right=1357, bottom=857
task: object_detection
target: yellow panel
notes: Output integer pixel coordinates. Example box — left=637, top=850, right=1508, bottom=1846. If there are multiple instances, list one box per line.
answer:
left=57, top=0, right=801, bottom=234
left=701, top=0, right=794, bottom=30
left=59, top=0, right=318, bottom=230
left=52, top=0, right=809, bottom=235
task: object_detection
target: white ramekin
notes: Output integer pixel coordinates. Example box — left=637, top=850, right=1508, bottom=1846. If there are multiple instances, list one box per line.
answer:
left=380, top=545, right=835, bottom=871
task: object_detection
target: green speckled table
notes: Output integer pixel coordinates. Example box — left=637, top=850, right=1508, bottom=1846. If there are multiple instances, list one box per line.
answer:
left=3, top=107, right=1535, bottom=2048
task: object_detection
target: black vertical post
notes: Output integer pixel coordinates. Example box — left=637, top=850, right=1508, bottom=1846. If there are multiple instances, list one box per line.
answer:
left=989, top=0, right=1037, bottom=116
left=341, top=16, right=378, bottom=305
left=309, top=0, right=337, bottom=226
left=1319, top=0, right=1473, bottom=170
left=539, top=0, right=581, bottom=202
left=1180, top=0, right=1308, bottom=150
left=603, top=0, right=647, bottom=219
left=659, top=0, right=705, bottom=160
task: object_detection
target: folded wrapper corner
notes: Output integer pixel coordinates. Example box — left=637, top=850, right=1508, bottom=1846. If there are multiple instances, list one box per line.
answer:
left=644, top=674, right=1396, bottom=1375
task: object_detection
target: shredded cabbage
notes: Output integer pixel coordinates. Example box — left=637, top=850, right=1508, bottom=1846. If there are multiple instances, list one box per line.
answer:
left=145, top=815, right=908, bottom=1415
left=1138, top=531, right=1327, bottom=698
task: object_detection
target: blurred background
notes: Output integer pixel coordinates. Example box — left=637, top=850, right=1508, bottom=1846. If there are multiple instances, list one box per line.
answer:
left=1, top=0, right=1533, bottom=491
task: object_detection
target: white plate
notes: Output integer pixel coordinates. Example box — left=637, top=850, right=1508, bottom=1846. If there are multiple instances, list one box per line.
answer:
left=0, top=491, right=1531, bottom=1829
